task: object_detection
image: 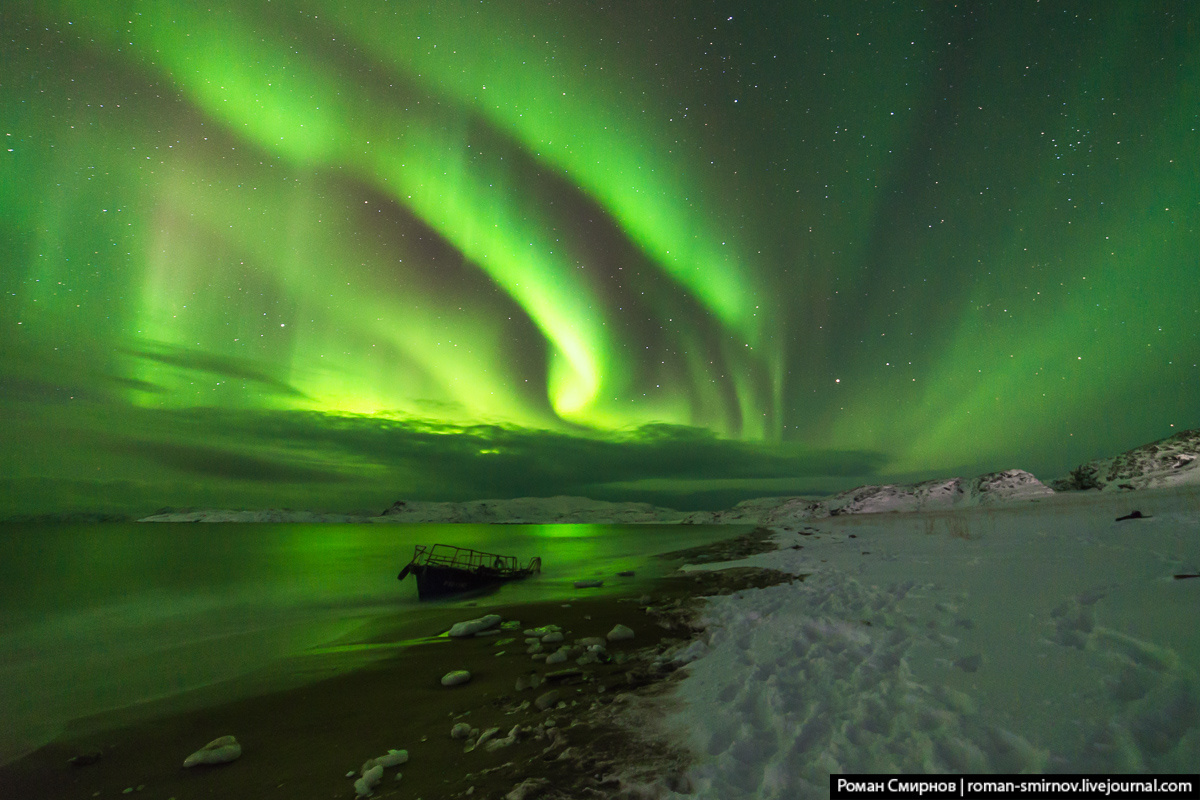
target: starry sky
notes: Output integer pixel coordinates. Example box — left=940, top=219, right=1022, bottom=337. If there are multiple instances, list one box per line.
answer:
left=2, top=0, right=1198, bottom=516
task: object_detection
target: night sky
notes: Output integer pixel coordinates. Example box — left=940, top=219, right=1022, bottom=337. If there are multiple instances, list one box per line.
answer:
left=2, top=1, right=1198, bottom=516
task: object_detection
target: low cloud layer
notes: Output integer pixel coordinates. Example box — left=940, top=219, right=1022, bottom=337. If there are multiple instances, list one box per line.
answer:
left=1, top=401, right=889, bottom=516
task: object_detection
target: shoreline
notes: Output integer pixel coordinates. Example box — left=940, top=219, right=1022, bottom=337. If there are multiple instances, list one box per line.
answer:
left=0, top=529, right=790, bottom=800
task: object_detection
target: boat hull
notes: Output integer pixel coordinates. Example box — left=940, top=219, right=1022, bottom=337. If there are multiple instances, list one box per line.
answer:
left=398, top=543, right=541, bottom=600
left=411, top=564, right=533, bottom=600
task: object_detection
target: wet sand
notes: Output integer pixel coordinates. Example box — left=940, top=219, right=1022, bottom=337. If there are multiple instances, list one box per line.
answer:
left=0, top=529, right=792, bottom=800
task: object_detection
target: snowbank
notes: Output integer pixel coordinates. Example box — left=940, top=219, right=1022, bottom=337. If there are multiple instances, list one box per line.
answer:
left=658, top=487, right=1200, bottom=797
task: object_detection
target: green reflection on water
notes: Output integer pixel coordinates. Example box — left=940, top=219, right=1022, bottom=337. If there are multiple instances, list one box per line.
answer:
left=525, top=523, right=604, bottom=539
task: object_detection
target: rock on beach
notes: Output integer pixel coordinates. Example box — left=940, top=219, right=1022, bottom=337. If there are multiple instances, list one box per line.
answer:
left=441, top=670, right=472, bottom=687
left=373, top=749, right=408, bottom=767
left=354, top=764, right=383, bottom=797
left=534, top=689, right=561, bottom=711
left=606, top=624, right=635, bottom=642
left=448, top=614, right=502, bottom=638
left=182, top=735, right=242, bottom=768
left=506, top=777, right=551, bottom=800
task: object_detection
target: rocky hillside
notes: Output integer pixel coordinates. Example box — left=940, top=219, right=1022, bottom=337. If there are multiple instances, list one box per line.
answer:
left=680, top=469, right=1054, bottom=526
left=1051, top=428, right=1200, bottom=492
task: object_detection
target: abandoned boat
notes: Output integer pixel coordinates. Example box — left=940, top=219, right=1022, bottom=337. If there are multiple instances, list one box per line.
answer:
left=397, top=543, right=542, bottom=600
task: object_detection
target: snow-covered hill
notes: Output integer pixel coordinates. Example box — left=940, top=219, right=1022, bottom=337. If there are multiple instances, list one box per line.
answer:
left=138, top=429, right=1200, bottom=524
left=680, top=469, right=1054, bottom=526
left=137, top=476, right=1054, bottom=525
left=1052, top=428, right=1200, bottom=492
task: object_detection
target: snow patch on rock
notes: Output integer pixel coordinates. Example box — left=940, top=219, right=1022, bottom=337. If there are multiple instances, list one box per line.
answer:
left=680, top=470, right=1054, bottom=526
left=1052, top=428, right=1200, bottom=492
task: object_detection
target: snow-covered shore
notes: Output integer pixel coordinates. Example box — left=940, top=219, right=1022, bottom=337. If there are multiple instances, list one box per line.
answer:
left=649, top=486, right=1200, bottom=796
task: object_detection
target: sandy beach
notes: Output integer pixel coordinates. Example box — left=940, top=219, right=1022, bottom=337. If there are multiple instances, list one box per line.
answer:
left=0, top=531, right=786, bottom=800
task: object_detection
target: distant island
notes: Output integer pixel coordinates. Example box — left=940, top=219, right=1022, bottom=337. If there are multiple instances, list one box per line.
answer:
left=136, top=428, right=1200, bottom=525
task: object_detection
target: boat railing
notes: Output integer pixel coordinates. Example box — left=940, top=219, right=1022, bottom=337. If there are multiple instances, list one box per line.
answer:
left=412, top=543, right=520, bottom=572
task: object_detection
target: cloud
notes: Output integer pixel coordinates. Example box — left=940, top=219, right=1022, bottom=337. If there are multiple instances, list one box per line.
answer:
left=134, top=408, right=887, bottom=501
left=0, top=375, right=105, bottom=404
left=123, top=340, right=307, bottom=398
left=0, top=396, right=890, bottom=514
left=110, top=439, right=350, bottom=483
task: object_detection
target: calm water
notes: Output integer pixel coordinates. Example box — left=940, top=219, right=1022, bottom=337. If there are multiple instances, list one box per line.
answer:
left=0, top=522, right=744, bottom=763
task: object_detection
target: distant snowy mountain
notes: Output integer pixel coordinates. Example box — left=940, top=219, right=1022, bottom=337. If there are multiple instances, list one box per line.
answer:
left=1051, top=428, right=1200, bottom=492
left=137, top=476, right=1054, bottom=525
left=679, top=469, right=1054, bottom=526
left=138, top=430, right=1200, bottom=524
left=137, top=497, right=683, bottom=523
left=376, top=495, right=684, bottom=524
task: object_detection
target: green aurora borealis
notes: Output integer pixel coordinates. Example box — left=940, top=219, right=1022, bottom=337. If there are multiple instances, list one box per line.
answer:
left=2, top=1, right=1198, bottom=515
